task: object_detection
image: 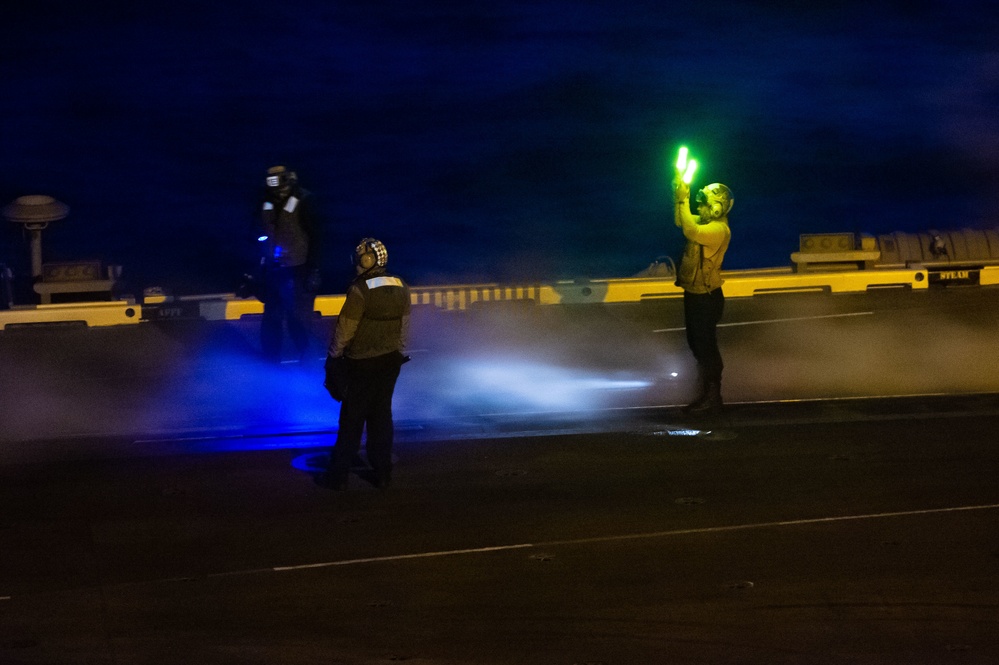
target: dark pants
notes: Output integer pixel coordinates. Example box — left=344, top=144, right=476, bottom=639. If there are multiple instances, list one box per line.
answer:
left=261, top=264, right=314, bottom=361
left=683, top=288, right=725, bottom=383
left=330, top=353, right=403, bottom=480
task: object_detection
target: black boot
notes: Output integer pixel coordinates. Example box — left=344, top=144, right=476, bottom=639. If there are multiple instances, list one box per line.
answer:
left=687, top=381, right=723, bottom=414
left=373, top=467, right=392, bottom=490
left=330, top=472, right=348, bottom=491
left=682, top=375, right=708, bottom=413
left=324, top=465, right=348, bottom=491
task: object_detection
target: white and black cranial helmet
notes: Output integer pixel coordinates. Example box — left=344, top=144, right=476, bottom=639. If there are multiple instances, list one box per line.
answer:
left=354, top=237, right=388, bottom=270
left=265, top=165, right=297, bottom=191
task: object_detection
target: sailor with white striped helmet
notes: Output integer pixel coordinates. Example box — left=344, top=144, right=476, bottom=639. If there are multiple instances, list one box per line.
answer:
left=325, top=237, right=411, bottom=490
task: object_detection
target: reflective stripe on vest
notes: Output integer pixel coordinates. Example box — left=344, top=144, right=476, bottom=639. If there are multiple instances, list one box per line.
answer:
left=366, top=276, right=404, bottom=289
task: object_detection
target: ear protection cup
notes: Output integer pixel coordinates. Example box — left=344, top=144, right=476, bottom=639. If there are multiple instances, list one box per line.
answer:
left=698, top=183, right=733, bottom=220
left=354, top=237, right=388, bottom=270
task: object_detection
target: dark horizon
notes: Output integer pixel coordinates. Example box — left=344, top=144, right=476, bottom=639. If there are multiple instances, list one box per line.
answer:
left=3, top=1, right=998, bottom=297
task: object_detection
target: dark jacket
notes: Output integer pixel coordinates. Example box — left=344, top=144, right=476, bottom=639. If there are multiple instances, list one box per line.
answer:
left=329, top=267, right=410, bottom=359
left=260, top=187, right=319, bottom=269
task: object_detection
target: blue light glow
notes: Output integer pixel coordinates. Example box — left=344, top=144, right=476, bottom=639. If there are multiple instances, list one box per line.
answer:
left=414, top=356, right=653, bottom=415
left=291, top=451, right=329, bottom=472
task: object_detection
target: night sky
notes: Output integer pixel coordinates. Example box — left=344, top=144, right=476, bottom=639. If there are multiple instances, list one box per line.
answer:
left=3, top=0, right=997, bottom=297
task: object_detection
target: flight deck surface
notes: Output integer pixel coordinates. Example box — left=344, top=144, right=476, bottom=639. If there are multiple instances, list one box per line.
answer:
left=1, top=286, right=998, bottom=663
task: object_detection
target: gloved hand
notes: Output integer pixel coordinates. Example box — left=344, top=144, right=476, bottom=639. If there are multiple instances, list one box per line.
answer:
left=673, top=178, right=690, bottom=205
left=324, top=354, right=348, bottom=402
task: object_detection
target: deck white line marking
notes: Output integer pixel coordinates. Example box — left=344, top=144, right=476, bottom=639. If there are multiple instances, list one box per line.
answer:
left=654, top=311, right=874, bottom=333
left=537, top=503, right=999, bottom=547
left=265, top=544, right=535, bottom=573
left=214, top=502, right=999, bottom=577
left=7, top=504, right=998, bottom=600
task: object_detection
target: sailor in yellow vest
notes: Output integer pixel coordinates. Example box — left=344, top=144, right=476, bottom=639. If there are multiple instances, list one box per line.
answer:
left=673, top=180, right=733, bottom=413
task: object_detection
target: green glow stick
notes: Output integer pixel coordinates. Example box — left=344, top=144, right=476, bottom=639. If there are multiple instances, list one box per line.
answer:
left=682, top=159, right=698, bottom=184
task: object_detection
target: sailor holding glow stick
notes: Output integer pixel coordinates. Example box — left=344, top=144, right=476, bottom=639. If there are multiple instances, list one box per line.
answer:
left=672, top=147, right=733, bottom=414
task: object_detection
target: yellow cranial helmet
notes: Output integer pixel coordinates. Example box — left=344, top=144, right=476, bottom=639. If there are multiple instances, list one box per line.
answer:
left=696, top=183, right=734, bottom=219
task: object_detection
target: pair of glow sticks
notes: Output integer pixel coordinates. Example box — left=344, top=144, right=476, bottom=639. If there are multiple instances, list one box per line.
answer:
left=675, top=146, right=698, bottom=184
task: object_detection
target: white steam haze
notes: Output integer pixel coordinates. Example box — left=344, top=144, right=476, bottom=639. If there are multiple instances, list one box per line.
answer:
left=1, top=288, right=998, bottom=457
left=395, top=304, right=686, bottom=420
left=722, top=292, right=999, bottom=401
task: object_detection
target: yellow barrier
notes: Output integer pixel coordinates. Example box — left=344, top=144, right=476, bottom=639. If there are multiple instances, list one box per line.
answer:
left=0, top=301, right=142, bottom=330
left=400, top=267, right=929, bottom=311
left=723, top=267, right=929, bottom=296
left=544, top=278, right=682, bottom=305
left=214, top=294, right=346, bottom=320
left=0, top=265, right=948, bottom=328
left=221, top=297, right=263, bottom=319
left=981, top=266, right=999, bottom=286
left=313, top=295, right=347, bottom=317
left=410, top=284, right=548, bottom=311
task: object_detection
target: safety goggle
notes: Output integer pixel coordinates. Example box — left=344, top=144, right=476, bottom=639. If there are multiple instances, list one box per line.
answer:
left=266, top=175, right=282, bottom=188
